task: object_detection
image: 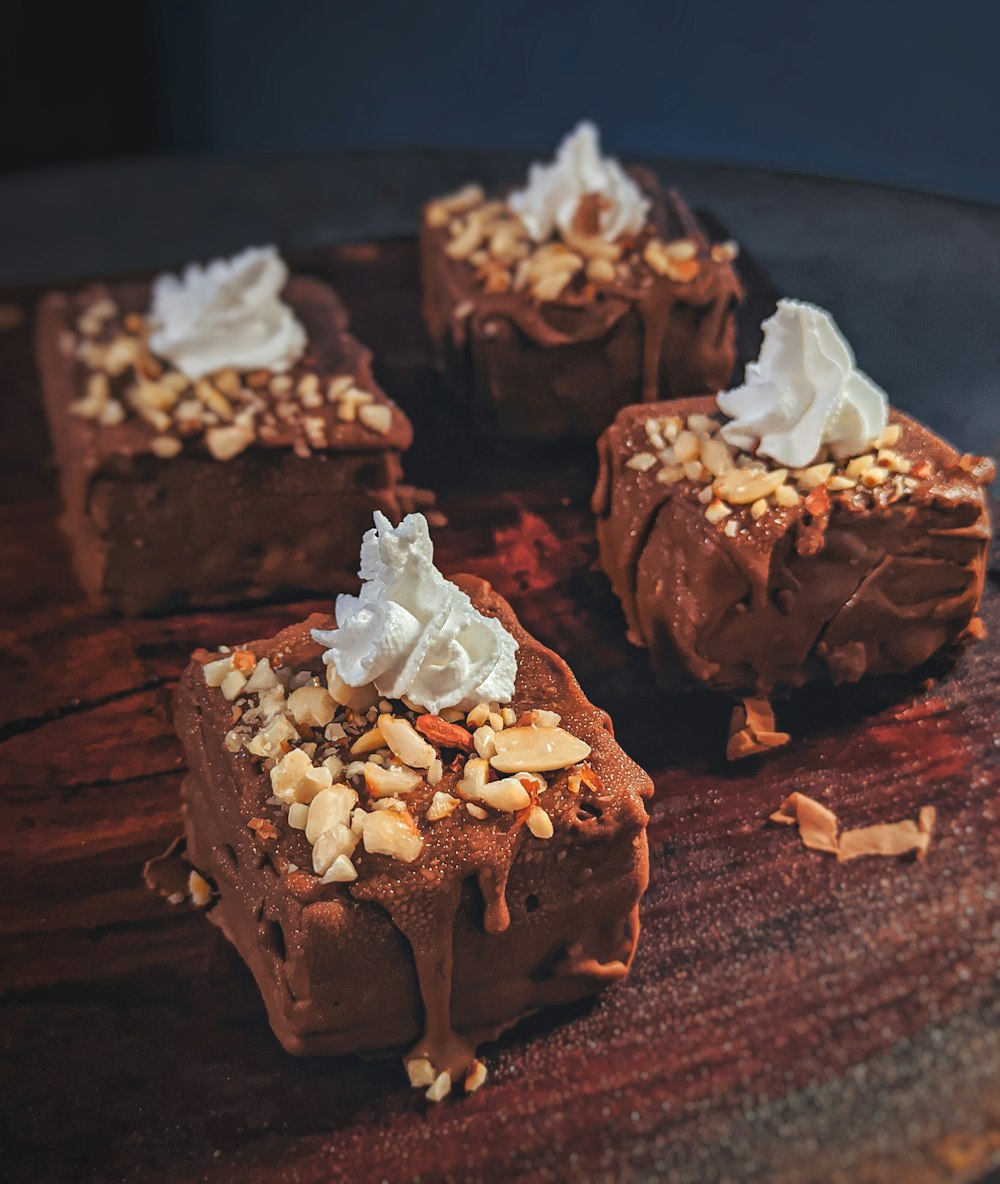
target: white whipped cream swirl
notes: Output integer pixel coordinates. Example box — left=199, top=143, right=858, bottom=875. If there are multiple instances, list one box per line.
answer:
left=717, top=299, right=889, bottom=469
left=148, top=245, right=307, bottom=380
left=509, top=121, right=650, bottom=244
left=311, top=512, right=518, bottom=716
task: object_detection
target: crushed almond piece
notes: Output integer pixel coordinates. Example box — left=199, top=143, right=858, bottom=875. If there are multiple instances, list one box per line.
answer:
left=150, top=435, right=182, bottom=458
left=406, top=1057, right=436, bottom=1088
left=726, top=697, right=791, bottom=761
left=415, top=714, right=475, bottom=751
left=358, top=403, right=393, bottom=434
left=187, top=869, right=212, bottom=907
left=426, top=1070, right=452, bottom=1103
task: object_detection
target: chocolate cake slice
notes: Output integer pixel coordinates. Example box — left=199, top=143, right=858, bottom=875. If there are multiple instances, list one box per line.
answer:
left=174, top=516, right=651, bottom=1098
left=35, top=256, right=423, bottom=614
left=420, top=122, right=742, bottom=442
left=596, top=395, right=991, bottom=693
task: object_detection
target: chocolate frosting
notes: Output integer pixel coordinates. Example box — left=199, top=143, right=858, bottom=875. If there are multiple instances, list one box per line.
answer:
left=175, top=577, right=651, bottom=1077
left=594, top=396, right=993, bottom=695
left=420, top=171, right=742, bottom=440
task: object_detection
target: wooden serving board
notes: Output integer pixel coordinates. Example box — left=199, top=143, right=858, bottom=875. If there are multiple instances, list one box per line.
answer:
left=1, top=236, right=998, bottom=1184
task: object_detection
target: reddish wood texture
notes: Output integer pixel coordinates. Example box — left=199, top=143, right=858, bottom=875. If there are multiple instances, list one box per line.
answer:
left=1, top=241, right=998, bottom=1184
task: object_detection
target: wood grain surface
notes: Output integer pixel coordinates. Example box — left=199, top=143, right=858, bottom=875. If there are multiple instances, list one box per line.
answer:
left=1, top=238, right=998, bottom=1184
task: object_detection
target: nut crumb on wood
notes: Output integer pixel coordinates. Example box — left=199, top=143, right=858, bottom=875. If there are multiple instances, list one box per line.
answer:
left=771, top=792, right=936, bottom=862
left=727, top=697, right=791, bottom=761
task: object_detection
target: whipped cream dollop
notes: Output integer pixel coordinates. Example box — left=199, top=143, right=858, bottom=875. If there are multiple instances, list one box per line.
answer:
left=717, top=299, right=889, bottom=469
left=148, top=245, right=307, bottom=381
left=311, top=512, right=518, bottom=716
left=508, top=120, right=650, bottom=244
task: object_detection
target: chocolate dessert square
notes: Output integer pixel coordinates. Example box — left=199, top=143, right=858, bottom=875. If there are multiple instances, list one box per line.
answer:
left=35, top=254, right=421, bottom=614
left=174, top=519, right=650, bottom=1097
left=420, top=122, right=742, bottom=441
left=595, top=396, right=992, bottom=709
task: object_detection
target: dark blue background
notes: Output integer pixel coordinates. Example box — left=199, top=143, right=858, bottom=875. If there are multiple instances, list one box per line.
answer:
left=156, top=0, right=1000, bottom=202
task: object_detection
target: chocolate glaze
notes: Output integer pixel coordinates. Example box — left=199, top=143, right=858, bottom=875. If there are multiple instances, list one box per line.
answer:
left=34, top=278, right=423, bottom=614
left=174, top=577, right=651, bottom=1075
left=594, top=396, right=993, bottom=695
left=420, top=171, right=742, bottom=441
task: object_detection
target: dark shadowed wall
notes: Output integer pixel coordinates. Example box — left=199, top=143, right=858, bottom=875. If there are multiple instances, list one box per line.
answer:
left=153, top=0, right=1000, bottom=201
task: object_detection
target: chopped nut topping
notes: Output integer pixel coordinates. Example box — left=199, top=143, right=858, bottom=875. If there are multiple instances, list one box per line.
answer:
left=625, top=408, right=929, bottom=526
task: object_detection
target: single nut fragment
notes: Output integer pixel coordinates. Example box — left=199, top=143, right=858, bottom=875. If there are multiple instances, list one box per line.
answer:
left=626, top=451, right=658, bottom=472
left=516, top=709, right=562, bottom=728
left=876, top=423, right=902, bottom=448
left=464, top=1060, right=488, bottom=1093
left=205, top=423, right=255, bottom=461
left=244, top=657, right=279, bottom=693
left=710, top=239, right=740, bottom=263
left=378, top=715, right=437, bottom=769
left=750, top=497, right=769, bottom=520
left=98, top=399, right=126, bottom=427
left=188, top=870, right=212, bottom=907
left=364, top=762, right=423, bottom=798
left=672, top=430, right=700, bottom=464
left=415, top=715, right=475, bottom=752
left=466, top=803, right=488, bottom=820
left=202, top=655, right=233, bottom=686
left=312, top=824, right=358, bottom=875
left=359, top=403, right=393, bottom=435
left=700, top=437, right=733, bottom=477
left=287, top=685, right=337, bottom=728
left=426, top=1070, right=452, bottom=1103
left=490, top=726, right=592, bottom=774
left=271, top=748, right=334, bottom=805
left=326, top=670, right=378, bottom=711
left=456, top=757, right=490, bottom=800
left=704, top=499, right=732, bottom=524
left=827, top=474, right=856, bottom=491
left=586, top=257, right=617, bottom=283
left=406, top=1057, right=437, bottom=1088
left=221, top=669, right=247, bottom=701
left=321, top=854, right=358, bottom=883
left=305, top=784, right=358, bottom=842
left=426, top=791, right=460, bottom=821
left=774, top=483, right=801, bottom=508
left=350, top=722, right=386, bottom=755
left=845, top=453, right=876, bottom=479
left=466, top=703, right=491, bottom=728
left=288, top=802, right=309, bottom=830
left=794, top=462, right=834, bottom=490
left=643, top=239, right=701, bottom=281
left=360, top=809, right=424, bottom=862
left=475, top=776, right=532, bottom=813
left=861, top=465, right=888, bottom=487
left=713, top=467, right=788, bottom=505
left=246, top=714, right=298, bottom=759
left=526, top=805, right=554, bottom=839
left=877, top=448, right=911, bottom=474
left=473, top=725, right=498, bottom=759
